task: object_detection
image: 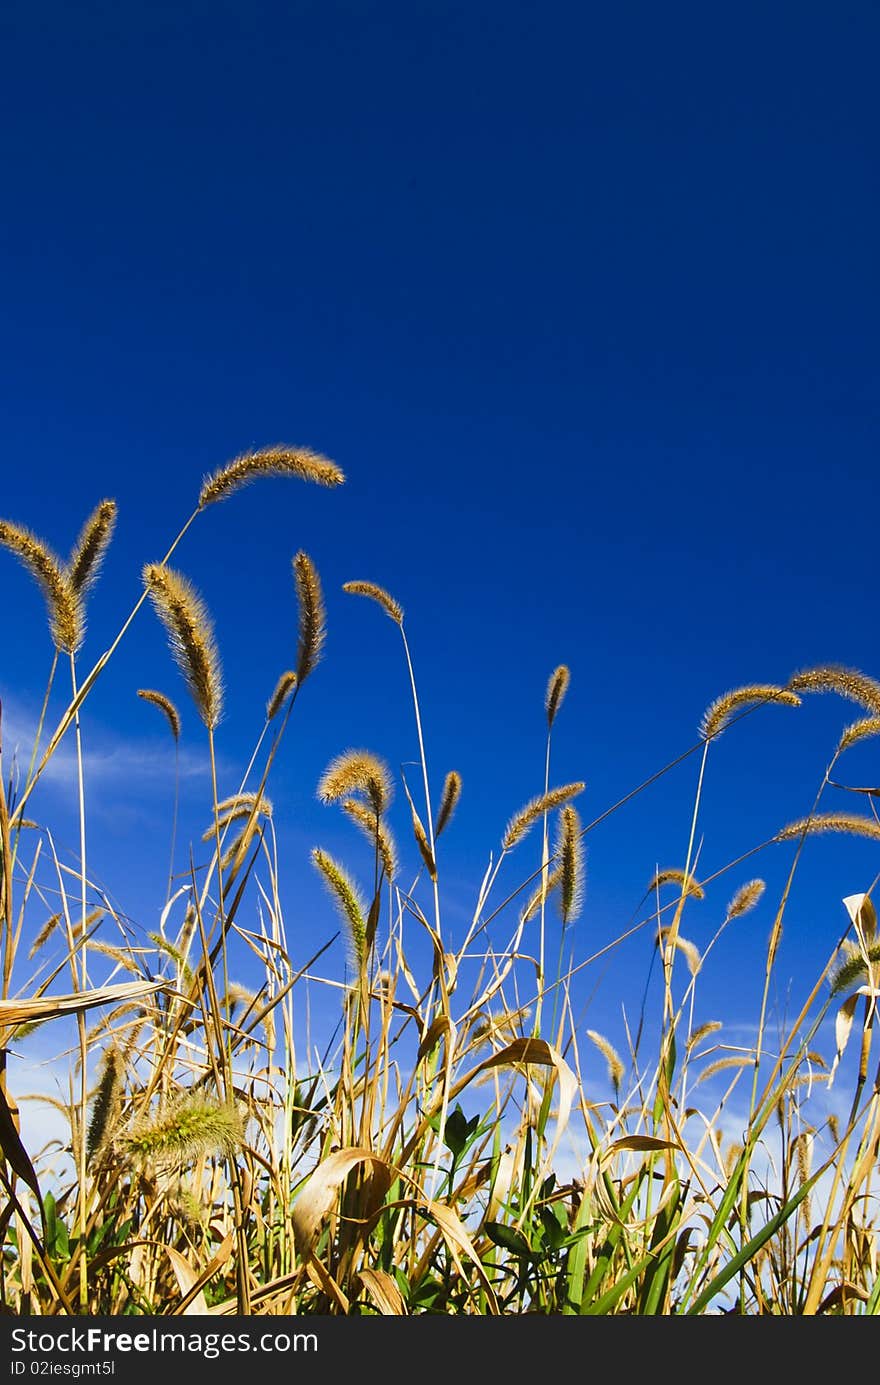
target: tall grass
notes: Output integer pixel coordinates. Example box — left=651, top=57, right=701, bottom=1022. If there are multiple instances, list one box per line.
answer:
left=0, top=448, right=878, bottom=1315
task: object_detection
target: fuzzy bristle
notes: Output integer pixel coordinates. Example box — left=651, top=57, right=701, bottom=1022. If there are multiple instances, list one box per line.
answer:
left=341, top=797, right=398, bottom=881
left=726, top=879, right=766, bottom=920
left=503, top=782, right=585, bottom=851
left=435, top=770, right=462, bottom=840
left=137, top=688, right=181, bottom=741
left=0, top=519, right=81, bottom=652
left=700, top=684, right=801, bottom=740
left=586, top=1029, right=624, bottom=1093
left=342, top=580, right=403, bottom=624
left=86, top=1046, right=124, bottom=1165
left=317, top=749, right=393, bottom=816
left=68, top=499, right=117, bottom=597
left=312, top=847, right=368, bottom=974
left=788, top=663, right=880, bottom=716
left=837, top=716, right=880, bottom=754
left=557, top=804, right=585, bottom=925
left=521, top=866, right=563, bottom=924
left=198, top=444, right=344, bottom=509
left=122, top=1094, right=244, bottom=1164
left=293, top=551, right=326, bottom=686
left=545, top=665, right=571, bottom=729
left=647, top=868, right=705, bottom=901
left=775, top=812, right=880, bottom=845
left=143, top=564, right=223, bottom=729
left=266, top=669, right=297, bottom=721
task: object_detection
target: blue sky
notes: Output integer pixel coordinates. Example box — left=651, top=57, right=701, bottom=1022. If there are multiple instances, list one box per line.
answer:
left=2, top=1, right=880, bottom=1093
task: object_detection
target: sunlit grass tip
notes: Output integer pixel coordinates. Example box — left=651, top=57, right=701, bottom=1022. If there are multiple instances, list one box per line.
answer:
left=503, top=781, right=585, bottom=850
left=293, top=550, right=326, bottom=686
left=726, top=879, right=765, bottom=920
left=266, top=669, right=297, bottom=721
left=775, top=812, right=880, bottom=844
left=342, top=797, right=398, bottom=880
left=700, top=683, right=801, bottom=740
left=142, top=564, right=223, bottom=729
left=136, top=688, right=181, bottom=741
left=646, top=868, right=705, bottom=901
left=68, top=499, right=117, bottom=596
left=311, top=847, right=368, bottom=975
left=0, top=518, right=81, bottom=652
left=342, top=579, right=403, bottom=624
left=788, top=663, right=880, bottom=716
left=557, top=804, right=584, bottom=925
left=545, top=664, right=571, bottom=729
left=198, top=444, right=344, bottom=509
left=317, top=749, right=393, bottom=816
left=586, top=1029, right=624, bottom=1095
left=435, top=770, right=462, bottom=839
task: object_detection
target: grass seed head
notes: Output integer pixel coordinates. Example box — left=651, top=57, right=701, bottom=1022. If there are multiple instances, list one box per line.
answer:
left=136, top=688, right=181, bottom=741
left=545, top=664, right=571, bottom=728
left=198, top=444, right=344, bottom=508
left=342, top=579, right=403, bottom=624
left=700, top=684, right=801, bottom=740
left=0, top=519, right=82, bottom=652
left=266, top=669, right=297, bottom=721
left=293, top=550, right=326, bottom=685
left=503, top=782, right=586, bottom=851
left=788, top=663, right=880, bottom=716
left=143, top=564, right=223, bottom=729
left=68, top=499, right=117, bottom=597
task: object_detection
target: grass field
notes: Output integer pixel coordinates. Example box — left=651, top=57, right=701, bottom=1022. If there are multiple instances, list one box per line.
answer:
left=2, top=445, right=879, bottom=1315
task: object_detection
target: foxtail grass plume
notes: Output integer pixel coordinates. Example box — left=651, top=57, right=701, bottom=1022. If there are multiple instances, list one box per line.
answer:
left=557, top=804, right=584, bottom=925
left=435, top=770, right=462, bottom=839
left=266, top=669, right=297, bottom=721
left=788, top=663, right=880, bottom=716
left=837, top=716, right=880, bottom=755
left=646, top=868, right=705, bottom=901
left=86, top=1046, right=124, bottom=1165
left=317, top=749, right=393, bottom=816
left=198, top=444, right=344, bottom=509
left=137, top=688, right=181, bottom=741
left=28, top=912, right=62, bottom=960
left=293, top=551, right=325, bottom=685
left=503, top=782, right=585, bottom=850
left=658, top=927, right=702, bottom=976
left=312, top=847, right=368, bottom=974
left=545, top=665, right=571, bottom=729
left=521, top=866, right=563, bottom=923
left=700, top=684, right=801, bottom=740
left=411, top=804, right=437, bottom=881
left=342, top=580, right=403, bottom=624
left=68, top=499, right=117, bottom=596
left=586, top=1029, right=624, bottom=1095
left=143, top=564, right=223, bottom=729
left=685, top=1019, right=722, bottom=1053
left=775, top=812, right=880, bottom=845
left=726, top=879, right=765, bottom=920
left=342, top=797, right=398, bottom=880
left=829, top=939, right=880, bottom=997
left=123, top=1094, right=243, bottom=1164
left=0, top=519, right=81, bottom=652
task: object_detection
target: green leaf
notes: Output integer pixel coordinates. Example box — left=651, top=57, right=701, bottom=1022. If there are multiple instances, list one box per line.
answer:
left=484, top=1221, right=534, bottom=1259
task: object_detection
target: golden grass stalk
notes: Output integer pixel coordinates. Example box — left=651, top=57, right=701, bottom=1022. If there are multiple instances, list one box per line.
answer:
left=86, top=1046, right=124, bottom=1165
left=266, top=670, right=297, bottom=721
left=788, top=663, right=880, bottom=715
left=342, top=798, right=398, bottom=880
left=143, top=564, right=223, bottom=729
left=502, top=781, right=585, bottom=850
left=342, top=580, right=403, bottom=624
left=0, top=519, right=81, bottom=652
left=700, top=684, right=801, bottom=740
left=312, top=848, right=367, bottom=974
left=293, top=551, right=325, bottom=686
left=68, top=500, right=117, bottom=596
left=775, top=812, right=880, bottom=845
left=204, top=793, right=273, bottom=840
left=136, top=688, right=181, bottom=741
left=198, top=444, right=344, bottom=509
left=647, top=867, right=705, bottom=901
left=837, top=716, right=880, bottom=754
left=726, top=879, right=766, bottom=920
left=586, top=1029, right=624, bottom=1094
left=557, top=804, right=584, bottom=925
left=123, top=1095, right=243, bottom=1164
left=435, top=771, right=462, bottom=840
left=317, top=749, right=393, bottom=816
left=545, top=665, right=571, bottom=729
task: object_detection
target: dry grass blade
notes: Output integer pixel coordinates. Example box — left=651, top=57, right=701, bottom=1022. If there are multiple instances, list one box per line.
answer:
left=143, top=564, right=223, bottom=728
left=503, top=782, right=585, bottom=850
left=198, top=444, right=344, bottom=508
left=293, top=550, right=325, bottom=685
left=342, top=580, right=404, bottom=624
left=700, top=684, right=801, bottom=740
left=0, top=980, right=164, bottom=1026
left=136, top=688, right=181, bottom=740
left=0, top=519, right=81, bottom=652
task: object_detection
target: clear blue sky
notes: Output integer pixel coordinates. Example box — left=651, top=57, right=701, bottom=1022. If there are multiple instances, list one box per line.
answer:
left=2, top=1, right=879, bottom=1074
